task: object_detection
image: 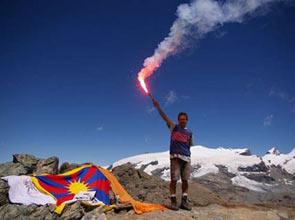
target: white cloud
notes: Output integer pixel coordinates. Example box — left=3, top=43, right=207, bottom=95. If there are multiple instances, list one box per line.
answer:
left=269, top=88, right=295, bottom=104
left=96, top=126, right=104, bottom=132
left=264, top=114, right=274, bottom=126
left=164, top=90, right=177, bottom=107
left=146, top=91, right=189, bottom=114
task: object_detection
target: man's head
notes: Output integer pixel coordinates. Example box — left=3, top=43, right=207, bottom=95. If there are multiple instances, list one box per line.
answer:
left=178, top=112, right=188, bottom=128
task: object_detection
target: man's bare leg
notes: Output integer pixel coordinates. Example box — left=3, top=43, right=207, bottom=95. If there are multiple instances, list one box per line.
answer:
left=182, top=180, right=188, bottom=194
left=170, top=180, right=178, bottom=210
left=170, top=180, right=177, bottom=195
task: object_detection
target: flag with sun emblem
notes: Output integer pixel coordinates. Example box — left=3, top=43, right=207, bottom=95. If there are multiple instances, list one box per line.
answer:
left=31, top=164, right=110, bottom=214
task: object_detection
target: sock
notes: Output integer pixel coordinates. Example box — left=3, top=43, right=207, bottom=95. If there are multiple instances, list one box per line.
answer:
left=182, top=193, right=188, bottom=197
left=170, top=194, right=176, bottom=197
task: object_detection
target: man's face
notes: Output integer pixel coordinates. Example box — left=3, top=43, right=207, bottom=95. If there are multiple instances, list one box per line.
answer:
left=178, top=115, right=188, bottom=128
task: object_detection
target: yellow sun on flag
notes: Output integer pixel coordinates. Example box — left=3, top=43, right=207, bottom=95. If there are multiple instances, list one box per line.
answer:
left=68, top=180, right=88, bottom=195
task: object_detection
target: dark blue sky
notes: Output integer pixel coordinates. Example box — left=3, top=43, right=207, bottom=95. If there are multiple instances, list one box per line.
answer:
left=1, top=0, right=294, bottom=166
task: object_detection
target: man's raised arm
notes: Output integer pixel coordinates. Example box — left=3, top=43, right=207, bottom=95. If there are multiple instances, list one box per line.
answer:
left=152, top=98, right=173, bottom=127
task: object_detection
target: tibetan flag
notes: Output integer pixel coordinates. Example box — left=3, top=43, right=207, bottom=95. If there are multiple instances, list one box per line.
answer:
left=31, top=164, right=110, bottom=214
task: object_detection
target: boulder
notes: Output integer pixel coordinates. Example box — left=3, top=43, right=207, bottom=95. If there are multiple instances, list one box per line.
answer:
left=112, top=165, right=222, bottom=207
left=82, top=206, right=106, bottom=220
left=60, top=201, right=84, bottom=220
left=13, top=154, right=38, bottom=173
left=112, top=164, right=170, bottom=204
left=35, top=156, right=59, bottom=175
left=59, top=162, right=83, bottom=174
left=0, top=204, right=37, bottom=220
left=28, top=205, right=58, bottom=220
left=0, top=162, right=28, bottom=177
left=0, top=179, right=9, bottom=206
left=0, top=204, right=58, bottom=220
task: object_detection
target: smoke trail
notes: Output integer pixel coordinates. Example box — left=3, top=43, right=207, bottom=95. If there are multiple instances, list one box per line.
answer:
left=138, top=0, right=281, bottom=82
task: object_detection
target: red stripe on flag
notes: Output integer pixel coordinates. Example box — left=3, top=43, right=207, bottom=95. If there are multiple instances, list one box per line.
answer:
left=82, top=166, right=97, bottom=183
left=87, top=180, right=110, bottom=195
left=44, top=175, right=70, bottom=186
left=38, top=180, right=69, bottom=194
left=56, top=194, right=75, bottom=206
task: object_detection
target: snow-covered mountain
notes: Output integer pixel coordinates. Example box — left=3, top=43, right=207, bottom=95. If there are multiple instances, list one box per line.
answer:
left=109, top=146, right=295, bottom=196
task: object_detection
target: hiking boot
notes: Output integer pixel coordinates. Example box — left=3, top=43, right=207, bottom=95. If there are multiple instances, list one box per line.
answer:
left=170, top=196, right=179, bottom=211
left=180, top=195, right=192, bottom=211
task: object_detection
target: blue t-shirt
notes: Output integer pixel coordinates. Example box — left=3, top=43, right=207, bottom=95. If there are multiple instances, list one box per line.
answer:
left=168, top=122, right=193, bottom=157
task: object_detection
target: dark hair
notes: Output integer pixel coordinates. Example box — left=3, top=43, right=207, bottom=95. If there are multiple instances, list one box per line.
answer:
left=178, top=112, right=188, bottom=120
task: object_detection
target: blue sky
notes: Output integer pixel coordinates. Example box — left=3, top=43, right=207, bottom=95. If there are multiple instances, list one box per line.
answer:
left=1, top=0, right=294, bottom=166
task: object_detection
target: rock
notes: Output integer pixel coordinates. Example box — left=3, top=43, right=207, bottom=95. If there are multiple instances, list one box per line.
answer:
left=244, top=174, right=275, bottom=184
left=266, top=147, right=281, bottom=156
left=0, top=204, right=58, bottom=220
left=60, top=201, right=84, bottom=220
left=238, top=161, right=268, bottom=172
left=28, top=205, right=58, bottom=220
left=112, top=164, right=170, bottom=204
left=151, top=167, right=169, bottom=178
left=0, top=179, right=9, bottom=206
left=59, top=162, right=83, bottom=174
left=140, top=160, right=158, bottom=170
left=35, top=156, right=59, bottom=175
left=112, top=165, right=222, bottom=207
left=106, top=205, right=295, bottom=220
left=0, top=162, right=28, bottom=177
left=266, top=210, right=281, bottom=220
left=82, top=213, right=107, bottom=220
left=0, top=204, right=37, bottom=220
left=13, top=154, right=38, bottom=173
left=276, top=210, right=289, bottom=219
left=82, top=206, right=106, bottom=220
left=239, top=149, right=252, bottom=156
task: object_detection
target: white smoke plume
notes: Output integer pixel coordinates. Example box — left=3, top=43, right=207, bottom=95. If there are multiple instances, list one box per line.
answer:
left=138, top=0, right=282, bottom=81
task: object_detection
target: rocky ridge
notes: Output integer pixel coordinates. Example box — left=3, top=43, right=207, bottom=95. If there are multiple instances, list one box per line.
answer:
left=111, top=146, right=295, bottom=207
left=1, top=154, right=295, bottom=219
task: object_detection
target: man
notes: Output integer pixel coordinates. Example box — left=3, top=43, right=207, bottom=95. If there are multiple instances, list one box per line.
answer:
left=152, top=97, right=193, bottom=211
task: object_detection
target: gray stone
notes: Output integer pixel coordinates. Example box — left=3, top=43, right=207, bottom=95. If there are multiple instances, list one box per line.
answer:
left=82, top=206, right=106, bottom=220
left=13, top=154, right=38, bottom=173
left=112, top=165, right=221, bottom=207
left=238, top=161, right=268, bottom=172
left=28, top=205, right=58, bottom=220
left=276, top=211, right=289, bottom=219
left=60, top=201, right=84, bottom=220
left=59, top=162, right=83, bottom=174
left=140, top=160, right=158, bottom=170
left=239, top=149, right=252, bottom=156
left=0, top=204, right=58, bottom=220
left=244, top=174, right=275, bottom=183
left=35, top=156, right=59, bottom=174
left=0, top=162, right=28, bottom=177
left=151, top=167, right=169, bottom=178
left=0, top=179, right=9, bottom=206
left=82, top=213, right=107, bottom=220
left=0, top=204, right=37, bottom=220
